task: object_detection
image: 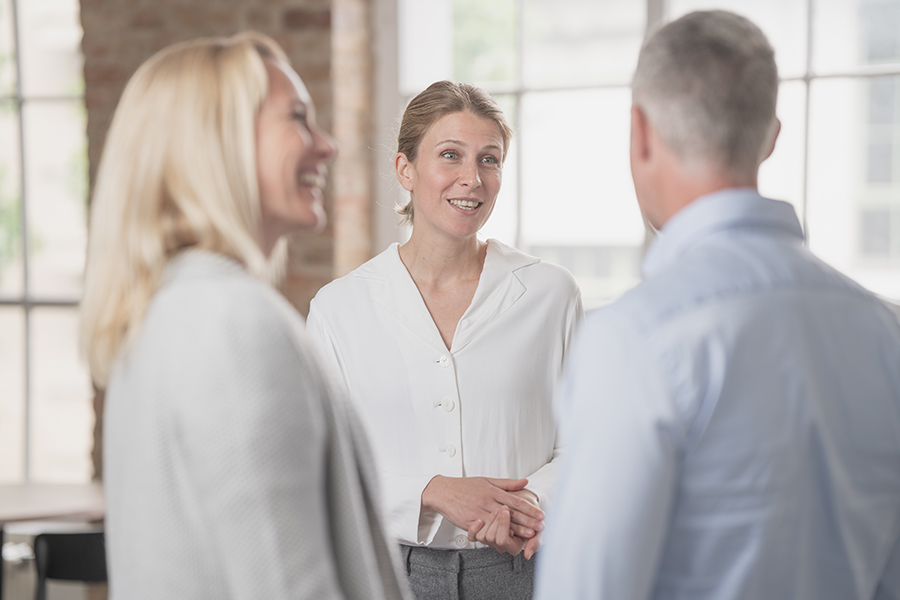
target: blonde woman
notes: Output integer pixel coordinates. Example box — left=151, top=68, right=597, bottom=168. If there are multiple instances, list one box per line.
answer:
left=307, top=81, right=583, bottom=599
left=80, top=33, right=409, bottom=600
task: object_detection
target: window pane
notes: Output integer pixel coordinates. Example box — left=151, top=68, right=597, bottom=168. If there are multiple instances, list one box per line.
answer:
left=759, top=81, right=806, bottom=211
left=453, top=0, right=517, bottom=85
left=868, top=141, right=893, bottom=183
left=520, top=88, right=643, bottom=305
left=398, top=0, right=453, bottom=96
left=860, top=209, right=891, bottom=255
left=523, top=0, right=645, bottom=87
left=0, top=99, right=21, bottom=296
left=30, top=307, right=93, bottom=482
left=18, top=0, right=83, bottom=97
left=870, top=77, right=896, bottom=124
left=668, top=0, right=808, bottom=78
left=478, top=94, right=518, bottom=246
left=808, top=77, right=900, bottom=300
left=0, top=306, right=24, bottom=482
left=24, top=100, right=87, bottom=297
left=0, top=0, right=15, bottom=96
left=814, top=0, right=900, bottom=73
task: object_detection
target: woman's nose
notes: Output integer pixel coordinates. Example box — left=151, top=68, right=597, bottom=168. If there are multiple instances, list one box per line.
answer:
left=458, top=159, right=481, bottom=188
left=314, top=126, right=338, bottom=163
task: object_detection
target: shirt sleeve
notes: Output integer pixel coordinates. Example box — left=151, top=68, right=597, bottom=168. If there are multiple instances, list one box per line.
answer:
left=524, top=289, right=584, bottom=510
left=379, top=474, right=445, bottom=546
left=172, top=294, right=348, bottom=600
left=307, top=299, right=351, bottom=398
left=308, top=297, right=439, bottom=546
left=534, top=309, right=681, bottom=600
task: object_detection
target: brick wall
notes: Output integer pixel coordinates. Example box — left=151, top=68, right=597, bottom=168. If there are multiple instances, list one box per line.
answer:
left=80, top=0, right=376, bottom=479
left=80, top=0, right=376, bottom=310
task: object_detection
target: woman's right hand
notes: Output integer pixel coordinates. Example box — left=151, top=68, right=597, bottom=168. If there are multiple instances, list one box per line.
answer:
left=420, top=476, right=545, bottom=550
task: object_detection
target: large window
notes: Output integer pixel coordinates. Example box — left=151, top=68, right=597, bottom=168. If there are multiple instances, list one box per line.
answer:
left=392, top=0, right=900, bottom=307
left=0, top=0, right=91, bottom=483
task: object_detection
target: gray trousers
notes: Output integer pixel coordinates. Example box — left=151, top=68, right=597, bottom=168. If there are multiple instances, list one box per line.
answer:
left=399, top=545, right=535, bottom=600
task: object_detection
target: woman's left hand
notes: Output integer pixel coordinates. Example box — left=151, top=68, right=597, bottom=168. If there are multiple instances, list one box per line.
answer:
left=466, top=488, right=542, bottom=558
left=509, top=489, right=541, bottom=559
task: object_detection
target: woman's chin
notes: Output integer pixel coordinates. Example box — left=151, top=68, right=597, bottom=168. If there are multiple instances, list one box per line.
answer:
left=300, top=204, right=327, bottom=235
left=287, top=197, right=327, bottom=235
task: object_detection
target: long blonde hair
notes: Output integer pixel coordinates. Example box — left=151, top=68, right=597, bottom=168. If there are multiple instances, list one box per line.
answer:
left=80, top=32, right=288, bottom=387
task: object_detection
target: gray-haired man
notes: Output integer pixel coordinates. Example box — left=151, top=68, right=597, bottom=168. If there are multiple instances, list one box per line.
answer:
left=536, top=10, right=900, bottom=600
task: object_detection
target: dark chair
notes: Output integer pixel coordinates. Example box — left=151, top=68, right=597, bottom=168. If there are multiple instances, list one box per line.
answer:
left=33, top=530, right=107, bottom=600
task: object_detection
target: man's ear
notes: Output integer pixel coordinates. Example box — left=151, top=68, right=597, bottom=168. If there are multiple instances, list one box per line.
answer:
left=763, top=118, right=781, bottom=162
left=395, top=153, right=415, bottom=192
left=631, top=105, right=651, bottom=164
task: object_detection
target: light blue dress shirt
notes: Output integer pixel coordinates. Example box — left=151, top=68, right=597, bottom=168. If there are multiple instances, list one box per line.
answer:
left=535, top=189, right=900, bottom=600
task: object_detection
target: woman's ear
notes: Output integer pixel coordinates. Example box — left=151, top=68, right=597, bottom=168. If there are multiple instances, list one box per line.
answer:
left=395, top=153, right=415, bottom=192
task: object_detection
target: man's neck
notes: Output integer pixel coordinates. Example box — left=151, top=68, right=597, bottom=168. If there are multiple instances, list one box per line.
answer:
left=654, top=162, right=757, bottom=229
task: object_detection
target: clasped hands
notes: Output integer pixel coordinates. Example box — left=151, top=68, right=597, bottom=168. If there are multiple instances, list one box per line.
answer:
left=421, top=475, right=544, bottom=559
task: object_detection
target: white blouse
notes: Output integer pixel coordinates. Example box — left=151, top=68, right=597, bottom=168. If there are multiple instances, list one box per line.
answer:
left=307, top=240, right=582, bottom=550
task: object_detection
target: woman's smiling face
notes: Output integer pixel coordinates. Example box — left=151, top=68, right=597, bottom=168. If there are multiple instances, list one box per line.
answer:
left=396, top=110, right=504, bottom=242
left=256, top=60, right=336, bottom=253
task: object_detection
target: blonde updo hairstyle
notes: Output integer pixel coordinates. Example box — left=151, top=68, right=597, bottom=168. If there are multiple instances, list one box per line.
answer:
left=80, top=32, right=290, bottom=387
left=396, top=80, right=513, bottom=224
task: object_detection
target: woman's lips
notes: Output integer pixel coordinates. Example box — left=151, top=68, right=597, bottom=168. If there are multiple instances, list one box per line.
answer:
left=448, top=198, right=482, bottom=210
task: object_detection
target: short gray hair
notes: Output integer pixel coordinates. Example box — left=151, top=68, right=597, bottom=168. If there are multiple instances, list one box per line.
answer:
left=632, top=10, right=779, bottom=180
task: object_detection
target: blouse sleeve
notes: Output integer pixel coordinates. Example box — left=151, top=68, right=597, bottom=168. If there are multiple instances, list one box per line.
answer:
left=307, top=298, right=351, bottom=397
left=308, top=296, right=439, bottom=546
left=523, top=287, right=585, bottom=510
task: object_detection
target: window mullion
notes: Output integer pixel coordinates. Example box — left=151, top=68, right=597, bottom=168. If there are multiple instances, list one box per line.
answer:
left=647, top=0, right=666, bottom=31
left=801, top=0, right=814, bottom=244
left=515, top=0, right=524, bottom=249
left=10, top=0, right=31, bottom=482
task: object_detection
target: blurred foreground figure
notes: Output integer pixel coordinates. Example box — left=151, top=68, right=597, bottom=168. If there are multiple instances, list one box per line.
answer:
left=80, top=32, right=409, bottom=600
left=536, top=11, right=900, bottom=600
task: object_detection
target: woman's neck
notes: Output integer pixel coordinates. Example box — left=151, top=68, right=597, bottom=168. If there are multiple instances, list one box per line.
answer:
left=398, top=229, right=486, bottom=290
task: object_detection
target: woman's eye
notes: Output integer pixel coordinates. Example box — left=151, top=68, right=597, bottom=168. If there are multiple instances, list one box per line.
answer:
left=292, top=111, right=308, bottom=125
left=441, top=151, right=458, bottom=159
left=481, top=155, right=499, bottom=164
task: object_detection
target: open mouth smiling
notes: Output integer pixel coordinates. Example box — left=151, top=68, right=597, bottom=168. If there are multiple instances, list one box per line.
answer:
left=298, top=172, right=326, bottom=188
left=448, top=198, right=482, bottom=210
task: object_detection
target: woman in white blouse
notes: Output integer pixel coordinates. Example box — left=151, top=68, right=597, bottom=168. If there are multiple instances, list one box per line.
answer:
left=307, top=80, right=582, bottom=599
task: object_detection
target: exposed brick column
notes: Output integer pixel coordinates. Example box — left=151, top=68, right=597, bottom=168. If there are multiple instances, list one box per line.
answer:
left=332, top=0, right=375, bottom=277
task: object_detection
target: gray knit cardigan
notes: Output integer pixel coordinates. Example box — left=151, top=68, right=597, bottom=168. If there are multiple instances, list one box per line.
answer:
left=103, top=250, right=410, bottom=600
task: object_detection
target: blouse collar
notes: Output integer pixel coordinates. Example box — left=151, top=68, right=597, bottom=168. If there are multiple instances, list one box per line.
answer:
left=357, top=239, right=540, bottom=353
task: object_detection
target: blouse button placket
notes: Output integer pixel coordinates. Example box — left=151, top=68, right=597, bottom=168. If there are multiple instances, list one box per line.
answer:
left=435, top=353, right=462, bottom=475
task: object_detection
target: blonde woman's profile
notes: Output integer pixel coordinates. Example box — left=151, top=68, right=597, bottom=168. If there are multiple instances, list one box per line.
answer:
left=80, top=32, right=409, bottom=600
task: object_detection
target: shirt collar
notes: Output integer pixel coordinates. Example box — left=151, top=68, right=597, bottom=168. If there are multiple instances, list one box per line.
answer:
left=359, top=239, right=538, bottom=352
left=642, top=188, right=805, bottom=279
